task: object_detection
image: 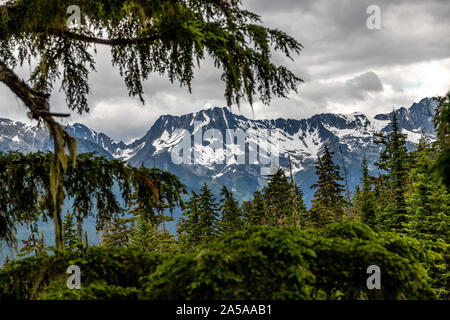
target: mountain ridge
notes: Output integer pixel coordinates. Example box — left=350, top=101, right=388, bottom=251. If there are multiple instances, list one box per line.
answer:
left=0, top=97, right=438, bottom=203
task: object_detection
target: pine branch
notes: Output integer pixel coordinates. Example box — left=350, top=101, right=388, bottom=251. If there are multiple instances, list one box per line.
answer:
left=47, top=29, right=160, bottom=46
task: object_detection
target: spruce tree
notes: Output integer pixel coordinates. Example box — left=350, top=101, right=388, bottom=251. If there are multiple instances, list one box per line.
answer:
left=433, top=93, right=450, bottom=189
left=309, top=146, right=346, bottom=227
left=129, top=209, right=154, bottom=250
left=358, top=158, right=377, bottom=229
left=263, top=168, right=296, bottom=225
left=100, top=217, right=133, bottom=249
left=197, top=183, right=220, bottom=242
left=374, top=111, right=409, bottom=232
left=352, top=185, right=361, bottom=209
left=130, top=210, right=177, bottom=253
left=218, top=186, right=243, bottom=234
left=127, top=185, right=176, bottom=252
left=244, top=191, right=267, bottom=226
left=177, top=191, right=202, bottom=249
left=18, top=223, right=45, bottom=257
left=63, top=212, right=80, bottom=250
left=406, top=143, right=450, bottom=242
left=178, top=184, right=219, bottom=248
left=292, top=184, right=308, bottom=227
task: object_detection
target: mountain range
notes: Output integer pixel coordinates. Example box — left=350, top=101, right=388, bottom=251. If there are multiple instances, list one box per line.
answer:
left=0, top=97, right=438, bottom=205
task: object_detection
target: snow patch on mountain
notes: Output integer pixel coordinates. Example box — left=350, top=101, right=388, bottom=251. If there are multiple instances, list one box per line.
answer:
left=0, top=97, right=439, bottom=202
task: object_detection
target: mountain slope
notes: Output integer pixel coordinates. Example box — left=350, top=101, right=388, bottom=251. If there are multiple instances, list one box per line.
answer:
left=0, top=97, right=438, bottom=204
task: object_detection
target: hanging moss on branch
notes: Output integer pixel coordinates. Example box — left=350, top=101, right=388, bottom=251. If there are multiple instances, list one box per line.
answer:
left=0, top=152, right=186, bottom=250
left=0, top=0, right=302, bottom=250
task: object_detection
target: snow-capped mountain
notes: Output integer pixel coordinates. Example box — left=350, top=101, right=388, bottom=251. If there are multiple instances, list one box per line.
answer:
left=0, top=97, right=438, bottom=203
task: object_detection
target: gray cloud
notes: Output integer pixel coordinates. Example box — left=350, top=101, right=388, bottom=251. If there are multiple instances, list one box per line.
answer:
left=346, top=72, right=383, bottom=93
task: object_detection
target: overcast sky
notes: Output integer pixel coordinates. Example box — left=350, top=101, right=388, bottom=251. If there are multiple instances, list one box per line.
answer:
left=1, top=0, right=449, bottom=143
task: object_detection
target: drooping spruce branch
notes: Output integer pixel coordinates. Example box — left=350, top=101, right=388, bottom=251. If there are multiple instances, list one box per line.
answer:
left=0, top=0, right=302, bottom=250
left=1, top=0, right=303, bottom=110
left=0, top=152, right=187, bottom=249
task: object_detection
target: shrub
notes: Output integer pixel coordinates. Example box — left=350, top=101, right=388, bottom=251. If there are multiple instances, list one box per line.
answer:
left=0, top=222, right=445, bottom=300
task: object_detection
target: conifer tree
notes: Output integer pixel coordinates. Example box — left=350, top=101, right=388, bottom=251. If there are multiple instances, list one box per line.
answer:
left=292, top=184, right=308, bottom=227
left=241, top=200, right=252, bottom=223
left=130, top=210, right=177, bottom=253
left=357, top=158, right=377, bottom=229
left=63, top=212, right=81, bottom=250
left=178, top=184, right=219, bottom=248
left=309, top=146, right=346, bottom=227
left=197, top=183, right=220, bottom=241
left=177, top=191, right=202, bottom=249
left=294, top=184, right=307, bottom=213
left=243, top=190, right=267, bottom=226
left=101, top=217, right=133, bottom=249
left=218, top=186, right=243, bottom=234
left=433, top=93, right=450, bottom=189
left=352, top=184, right=361, bottom=208
left=18, top=223, right=45, bottom=257
left=374, top=111, right=409, bottom=232
left=263, top=168, right=296, bottom=225
left=129, top=209, right=154, bottom=250
left=406, top=142, right=450, bottom=242
left=127, top=184, right=176, bottom=252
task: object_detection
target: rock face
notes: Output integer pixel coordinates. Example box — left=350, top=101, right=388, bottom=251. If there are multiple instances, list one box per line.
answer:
left=0, top=97, right=438, bottom=204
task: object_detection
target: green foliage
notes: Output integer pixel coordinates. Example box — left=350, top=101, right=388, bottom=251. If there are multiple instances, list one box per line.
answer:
left=1, top=0, right=302, bottom=111
left=18, top=223, right=46, bottom=258
left=197, top=183, right=220, bottom=240
left=263, top=168, right=297, bottom=225
left=129, top=210, right=178, bottom=254
left=39, top=281, right=140, bottom=300
left=0, top=246, right=162, bottom=300
left=243, top=190, right=266, bottom=226
left=293, top=184, right=308, bottom=221
left=433, top=92, right=450, bottom=189
left=129, top=209, right=154, bottom=249
left=241, top=169, right=307, bottom=228
left=309, top=146, right=346, bottom=227
left=1, top=222, right=445, bottom=300
left=124, top=183, right=179, bottom=254
left=355, top=158, right=377, bottom=230
left=405, top=143, right=450, bottom=243
left=63, top=212, right=81, bottom=251
left=374, top=112, right=409, bottom=232
left=177, top=183, right=220, bottom=249
left=177, top=191, right=201, bottom=249
left=218, top=186, right=243, bottom=234
left=0, top=152, right=186, bottom=249
left=308, top=222, right=440, bottom=299
left=141, top=227, right=316, bottom=300
left=101, top=216, right=134, bottom=249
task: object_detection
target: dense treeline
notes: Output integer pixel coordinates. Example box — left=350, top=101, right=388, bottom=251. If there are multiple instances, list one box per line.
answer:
left=0, top=94, right=449, bottom=299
